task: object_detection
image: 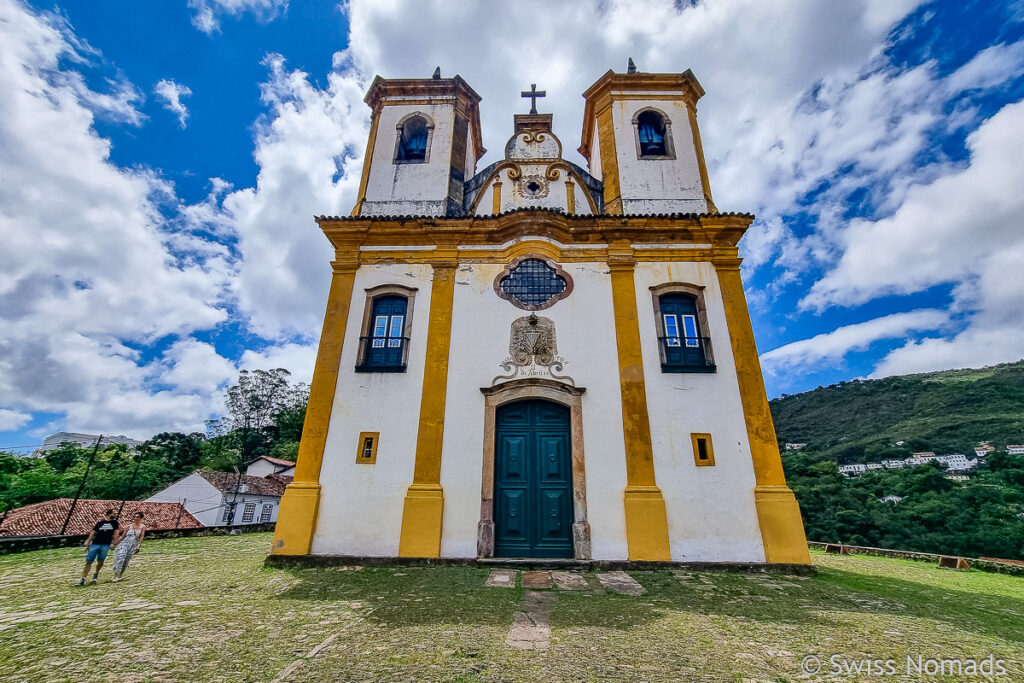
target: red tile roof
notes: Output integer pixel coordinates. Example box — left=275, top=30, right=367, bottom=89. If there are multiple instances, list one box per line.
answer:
left=0, top=498, right=202, bottom=537
left=196, top=470, right=288, bottom=497
left=260, top=456, right=295, bottom=467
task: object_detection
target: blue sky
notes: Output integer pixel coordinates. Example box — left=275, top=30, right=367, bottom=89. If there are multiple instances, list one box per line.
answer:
left=1, top=0, right=1023, bottom=447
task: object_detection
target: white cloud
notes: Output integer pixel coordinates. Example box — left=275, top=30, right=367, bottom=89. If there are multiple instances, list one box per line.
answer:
left=240, top=342, right=316, bottom=384
left=154, top=79, right=192, bottom=128
left=187, top=0, right=288, bottom=35
left=218, top=53, right=368, bottom=338
left=0, top=0, right=233, bottom=437
left=760, top=309, right=950, bottom=373
left=0, top=408, right=31, bottom=432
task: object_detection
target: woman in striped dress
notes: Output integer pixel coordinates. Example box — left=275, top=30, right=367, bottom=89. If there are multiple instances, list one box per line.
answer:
left=112, top=511, right=146, bottom=582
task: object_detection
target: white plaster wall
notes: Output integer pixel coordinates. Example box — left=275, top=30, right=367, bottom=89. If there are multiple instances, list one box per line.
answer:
left=311, top=263, right=435, bottom=556
left=589, top=119, right=602, bottom=181
left=363, top=104, right=455, bottom=215
left=438, top=255, right=630, bottom=560
left=145, top=472, right=225, bottom=527
left=633, top=261, right=766, bottom=562
left=245, top=459, right=277, bottom=477
left=610, top=99, right=707, bottom=214
left=464, top=128, right=476, bottom=180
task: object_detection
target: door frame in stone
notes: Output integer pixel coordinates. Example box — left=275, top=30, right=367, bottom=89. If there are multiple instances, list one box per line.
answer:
left=478, top=378, right=590, bottom=559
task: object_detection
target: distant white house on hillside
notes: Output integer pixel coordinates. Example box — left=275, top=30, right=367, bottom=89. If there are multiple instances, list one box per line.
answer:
left=784, top=443, right=807, bottom=451
left=244, top=456, right=295, bottom=478
left=1007, top=445, right=1024, bottom=455
left=839, top=463, right=867, bottom=476
left=34, top=432, right=142, bottom=455
left=974, top=443, right=995, bottom=458
left=146, top=470, right=289, bottom=527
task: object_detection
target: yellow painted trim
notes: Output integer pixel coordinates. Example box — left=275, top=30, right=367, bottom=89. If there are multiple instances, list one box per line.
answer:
left=686, top=103, right=717, bottom=213
left=397, top=484, right=445, bottom=558
left=492, top=181, right=502, bottom=214
left=596, top=106, right=622, bottom=214
left=398, top=258, right=457, bottom=557
left=608, top=251, right=670, bottom=561
left=272, top=257, right=359, bottom=555
left=351, top=111, right=380, bottom=216
left=357, top=244, right=721, bottom=265
left=691, top=433, right=715, bottom=466
left=565, top=180, right=576, bottom=215
left=716, top=263, right=810, bottom=564
left=623, top=486, right=671, bottom=561
left=355, top=431, right=379, bottom=464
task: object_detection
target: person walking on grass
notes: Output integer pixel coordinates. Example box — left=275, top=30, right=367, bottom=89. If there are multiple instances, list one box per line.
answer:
left=111, top=511, right=146, bottom=582
left=76, top=509, right=119, bottom=586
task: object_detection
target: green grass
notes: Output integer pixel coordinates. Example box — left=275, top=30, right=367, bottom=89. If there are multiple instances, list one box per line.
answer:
left=2, top=535, right=1023, bottom=681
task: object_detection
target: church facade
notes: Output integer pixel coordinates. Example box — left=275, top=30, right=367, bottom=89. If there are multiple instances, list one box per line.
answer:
left=271, top=66, right=810, bottom=564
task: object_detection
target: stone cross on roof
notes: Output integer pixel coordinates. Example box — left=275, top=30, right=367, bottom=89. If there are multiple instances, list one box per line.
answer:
left=520, top=83, right=546, bottom=115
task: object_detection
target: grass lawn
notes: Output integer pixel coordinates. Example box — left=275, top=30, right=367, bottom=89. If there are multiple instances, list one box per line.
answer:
left=1, top=533, right=1022, bottom=681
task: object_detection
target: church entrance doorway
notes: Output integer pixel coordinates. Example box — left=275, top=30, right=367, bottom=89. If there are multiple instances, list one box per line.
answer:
left=494, top=399, right=574, bottom=558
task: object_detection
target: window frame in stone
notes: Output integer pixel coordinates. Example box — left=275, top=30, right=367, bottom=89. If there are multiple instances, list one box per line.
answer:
left=632, top=107, right=676, bottom=160
left=393, top=112, right=434, bottom=164
left=649, top=283, right=716, bottom=373
left=355, top=284, right=418, bottom=373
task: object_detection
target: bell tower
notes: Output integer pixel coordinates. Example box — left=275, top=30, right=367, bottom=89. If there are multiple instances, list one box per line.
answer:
left=352, top=73, right=485, bottom=217
left=579, top=66, right=716, bottom=215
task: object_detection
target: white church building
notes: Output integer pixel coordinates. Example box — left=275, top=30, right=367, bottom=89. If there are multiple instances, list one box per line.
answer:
left=270, top=65, right=810, bottom=565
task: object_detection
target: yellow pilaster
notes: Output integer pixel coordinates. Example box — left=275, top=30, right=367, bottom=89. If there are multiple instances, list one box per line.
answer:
left=492, top=181, right=502, bottom=214
left=608, top=248, right=671, bottom=561
left=350, top=108, right=380, bottom=216
left=685, top=101, right=717, bottom=214
left=565, top=180, right=576, bottom=215
left=271, top=253, right=359, bottom=555
left=716, top=260, right=810, bottom=564
left=596, top=106, right=623, bottom=215
left=398, top=253, right=458, bottom=557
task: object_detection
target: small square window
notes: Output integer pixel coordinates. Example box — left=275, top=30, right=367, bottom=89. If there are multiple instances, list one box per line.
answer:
left=691, top=433, right=715, bottom=467
left=356, top=432, right=379, bottom=464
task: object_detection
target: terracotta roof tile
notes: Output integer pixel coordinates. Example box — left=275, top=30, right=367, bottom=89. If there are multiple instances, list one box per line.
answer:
left=0, top=499, right=202, bottom=537
left=259, top=456, right=295, bottom=467
left=196, top=470, right=288, bottom=497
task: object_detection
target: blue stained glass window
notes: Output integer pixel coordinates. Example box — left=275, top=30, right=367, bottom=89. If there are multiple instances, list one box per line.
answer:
left=499, top=258, right=567, bottom=308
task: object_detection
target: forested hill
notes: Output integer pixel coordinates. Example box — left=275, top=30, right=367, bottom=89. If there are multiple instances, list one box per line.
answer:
left=769, top=360, right=1024, bottom=463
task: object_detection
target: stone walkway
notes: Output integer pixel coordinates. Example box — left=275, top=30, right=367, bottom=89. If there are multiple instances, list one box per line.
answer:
left=488, top=569, right=648, bottom=651
left=506, top=591, right=557, bottom=651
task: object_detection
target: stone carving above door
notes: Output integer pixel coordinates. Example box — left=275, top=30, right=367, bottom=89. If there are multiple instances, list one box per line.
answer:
left=492, top=314, right=575, bottom=387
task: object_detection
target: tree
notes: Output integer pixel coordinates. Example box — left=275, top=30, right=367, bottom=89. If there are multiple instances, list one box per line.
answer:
left=146, top=432, right=203, bottom=477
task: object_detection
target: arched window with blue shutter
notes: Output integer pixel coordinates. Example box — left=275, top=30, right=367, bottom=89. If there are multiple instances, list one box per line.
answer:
left=396, top=114, right=430, bottom=162
left=658, top=292, right=714, bottom=372
left=358, top=295, right=408, bottom=371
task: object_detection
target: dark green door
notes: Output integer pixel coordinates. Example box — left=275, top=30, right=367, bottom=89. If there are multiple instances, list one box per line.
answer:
left=494, top=400, right=573, bottom=558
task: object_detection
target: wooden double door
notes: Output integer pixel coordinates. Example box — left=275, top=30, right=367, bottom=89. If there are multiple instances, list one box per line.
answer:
left=494, top=400, right=574, bottom=558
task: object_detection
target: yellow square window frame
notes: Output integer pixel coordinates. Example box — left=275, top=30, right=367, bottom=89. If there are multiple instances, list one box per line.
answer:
left=356, top=432, right=379, bottom=464
left=691, top=433, right=715, bottom=467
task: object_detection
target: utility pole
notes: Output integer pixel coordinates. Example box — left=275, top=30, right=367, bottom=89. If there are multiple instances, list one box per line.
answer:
left=227, top=423, right=248, bottom=526
left=174, top=498, right=186, bottom=529
left=60, top=435, right=102, bottom=536
left=116, top=445, right=145, bottom=522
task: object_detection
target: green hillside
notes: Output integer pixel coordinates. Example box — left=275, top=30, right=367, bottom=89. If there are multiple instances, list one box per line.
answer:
left=771, top=361, right=1024, bottom=559
left=770, top=360, right=1024, bottom=463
